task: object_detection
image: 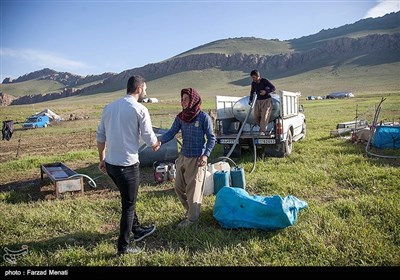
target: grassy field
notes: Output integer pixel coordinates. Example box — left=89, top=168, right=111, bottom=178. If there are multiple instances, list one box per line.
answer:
left=0, top=85, right=399, bottom=267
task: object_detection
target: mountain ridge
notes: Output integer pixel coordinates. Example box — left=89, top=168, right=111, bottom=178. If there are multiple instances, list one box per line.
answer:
left=2, top=68, right=116, bottom=87
left=1, top=11, right=399, bottom=105
left=78, top=32, right=399, bottom=95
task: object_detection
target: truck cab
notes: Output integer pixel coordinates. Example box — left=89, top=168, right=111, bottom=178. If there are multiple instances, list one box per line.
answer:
left=23, top=115, right=50, bottom=129
left=215, top=90, right=306, bottom=157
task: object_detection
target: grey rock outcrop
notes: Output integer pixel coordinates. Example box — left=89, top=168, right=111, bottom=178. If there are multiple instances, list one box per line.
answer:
left=0, top=92, right=16, bottom=106
left=2, top=78, right=13, bottom=84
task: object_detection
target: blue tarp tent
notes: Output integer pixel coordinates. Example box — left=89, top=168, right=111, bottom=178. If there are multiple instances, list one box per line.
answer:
left=373, top=126, right=400, bottom=149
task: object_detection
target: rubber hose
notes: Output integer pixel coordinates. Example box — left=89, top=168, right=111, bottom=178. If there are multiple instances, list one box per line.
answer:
left=249, top=124, right=257, bottom=174
left=67, top=173, right=98, bottom=188
left=225, top=93, right=258, bottom=158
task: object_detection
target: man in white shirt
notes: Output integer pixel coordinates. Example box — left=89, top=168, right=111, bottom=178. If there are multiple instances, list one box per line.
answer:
left=96, top=75, right=160, bottom=256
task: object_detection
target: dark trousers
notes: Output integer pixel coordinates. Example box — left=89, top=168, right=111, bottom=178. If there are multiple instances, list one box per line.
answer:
left=106, top=162, right=141, bottom=252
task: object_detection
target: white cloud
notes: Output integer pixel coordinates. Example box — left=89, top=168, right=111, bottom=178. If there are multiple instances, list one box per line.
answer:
left=0, top=48, right=87, bottom=71
left=364, top=0, right=400, bottom=18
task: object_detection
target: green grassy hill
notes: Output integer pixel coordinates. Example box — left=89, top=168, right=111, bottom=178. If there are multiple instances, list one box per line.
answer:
left=145, top=61, right=400, bottom=100
left=174, top=37, right=292, bottom=58
left=0, top=79, right=65, bottom=97
left=174, top=12, right=400, bottom=58
left=73, top=79, right=109, bottom=90
left=2, top=54, right=399, bottom=103
left=11, top=61, right=397, bottom=109
left=290, top=11, right=400, bottom=50
left=1, top=69, right=112, bottom=97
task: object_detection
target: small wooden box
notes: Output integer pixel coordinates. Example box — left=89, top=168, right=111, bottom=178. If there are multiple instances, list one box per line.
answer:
left=40, top=162, right=84, bottom=197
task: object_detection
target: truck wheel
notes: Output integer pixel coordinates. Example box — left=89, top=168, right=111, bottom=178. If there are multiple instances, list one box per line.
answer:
left=285, top=129, right=293, bottom=156
left=266, top=129, right=293, bottom=157
left=301, top=122, right=306, bottom=139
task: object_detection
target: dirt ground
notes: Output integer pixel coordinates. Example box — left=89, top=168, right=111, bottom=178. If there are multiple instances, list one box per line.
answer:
left=0, top=129, right=96, bottom=164
left=0, top=118, right=168, bottom=201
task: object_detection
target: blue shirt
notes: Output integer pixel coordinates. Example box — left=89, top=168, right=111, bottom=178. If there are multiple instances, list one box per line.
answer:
left=96, top=95, right=158, bottom=166
left=160, top=111, right=216, bottom=158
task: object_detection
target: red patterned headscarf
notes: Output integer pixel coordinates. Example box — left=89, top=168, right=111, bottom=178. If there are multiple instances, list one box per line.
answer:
left=177, top=88, right=202, bottom=123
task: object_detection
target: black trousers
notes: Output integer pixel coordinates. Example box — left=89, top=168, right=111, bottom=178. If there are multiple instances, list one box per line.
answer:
left=106, top=162, right=141, bottom=252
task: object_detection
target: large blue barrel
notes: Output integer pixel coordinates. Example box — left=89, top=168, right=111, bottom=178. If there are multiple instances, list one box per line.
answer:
left=230, top=167, right=246, bottom=189
left=214, top=171, right=230, bottom=195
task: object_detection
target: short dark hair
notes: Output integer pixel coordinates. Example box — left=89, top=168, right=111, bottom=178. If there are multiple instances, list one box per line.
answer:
left=250, top=69, right=260, bottom=77
left=127, top=75, right=146, bottom=94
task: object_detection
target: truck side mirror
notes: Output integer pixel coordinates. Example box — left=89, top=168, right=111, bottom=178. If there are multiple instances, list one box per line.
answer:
left=299, top=105, right=305, bottom=112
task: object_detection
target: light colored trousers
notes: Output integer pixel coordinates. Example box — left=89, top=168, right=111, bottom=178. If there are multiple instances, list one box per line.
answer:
left=254, top=98, right=272, bottom=133
left=174, top=154, right=206, bottom=222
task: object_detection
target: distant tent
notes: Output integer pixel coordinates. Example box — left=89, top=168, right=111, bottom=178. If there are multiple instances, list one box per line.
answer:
left=326, top=92, right=354, bottom=99
left=32, top=109, right=62, bottom=122
left=148, top=98, right=159, bottom=103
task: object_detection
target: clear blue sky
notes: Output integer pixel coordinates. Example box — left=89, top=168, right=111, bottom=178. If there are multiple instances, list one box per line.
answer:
left=1, top=0, right=399, bottom=80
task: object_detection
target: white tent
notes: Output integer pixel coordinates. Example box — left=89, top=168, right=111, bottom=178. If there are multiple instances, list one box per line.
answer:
left=148, top=98, right=159, bottom=103
left=32, top=109, right=62, bottom=121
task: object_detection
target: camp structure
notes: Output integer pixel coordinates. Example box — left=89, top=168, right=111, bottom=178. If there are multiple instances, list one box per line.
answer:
left=326, top=92, right=354, bottom=99
left=31, top=109, right=62, bottom=122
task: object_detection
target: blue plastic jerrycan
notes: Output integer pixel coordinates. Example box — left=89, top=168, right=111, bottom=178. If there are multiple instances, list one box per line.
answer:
left=214, top=170, right=230, bottom=195
left=230, top=167, right=246, bottom=190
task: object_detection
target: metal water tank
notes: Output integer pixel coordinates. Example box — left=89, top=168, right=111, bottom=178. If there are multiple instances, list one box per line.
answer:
left=232, top=94, right=280, bottom=125
left=138, top=127, right=179, bottom=167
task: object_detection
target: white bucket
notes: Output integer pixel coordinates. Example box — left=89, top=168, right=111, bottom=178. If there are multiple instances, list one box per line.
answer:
left=203, top=170, right=214, bottom=196
left=212, top=161, right=230, bottom=173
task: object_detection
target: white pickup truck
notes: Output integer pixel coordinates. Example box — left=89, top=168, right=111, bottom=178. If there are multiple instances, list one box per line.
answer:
left=215, top=90, right=306, bottom=157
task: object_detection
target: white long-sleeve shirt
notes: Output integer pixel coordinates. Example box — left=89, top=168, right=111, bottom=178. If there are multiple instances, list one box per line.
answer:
left=96, top=95, right=158, bottom=166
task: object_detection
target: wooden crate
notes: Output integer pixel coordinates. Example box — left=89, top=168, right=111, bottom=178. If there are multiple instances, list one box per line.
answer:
left=40, top=162, right=84, bottom=197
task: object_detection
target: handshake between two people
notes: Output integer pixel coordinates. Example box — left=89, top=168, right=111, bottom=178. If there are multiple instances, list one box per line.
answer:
left=151, top=139, right=161, bottom=152
left=151, top=140, right=207, bottom=167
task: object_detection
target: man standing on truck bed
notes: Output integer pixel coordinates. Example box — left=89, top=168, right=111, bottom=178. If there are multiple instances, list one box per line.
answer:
left=249, top=69, right=276, bottom=135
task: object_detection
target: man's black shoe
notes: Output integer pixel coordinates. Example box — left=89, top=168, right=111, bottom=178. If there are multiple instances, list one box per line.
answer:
left=133, top=225, right=156, bottom=242
left=116, top=246, right=141, bottom=256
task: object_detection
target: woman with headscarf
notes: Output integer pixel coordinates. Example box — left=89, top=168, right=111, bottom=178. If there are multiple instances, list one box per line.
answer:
left=158, top=88, right=216, bottom=227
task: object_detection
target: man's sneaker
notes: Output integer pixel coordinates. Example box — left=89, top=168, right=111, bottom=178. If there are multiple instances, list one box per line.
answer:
left=116, top=246, right=141, bottom=256
left=177, top=218, right=195, bottom=228
left=133, top=225, right=156, bottom=242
